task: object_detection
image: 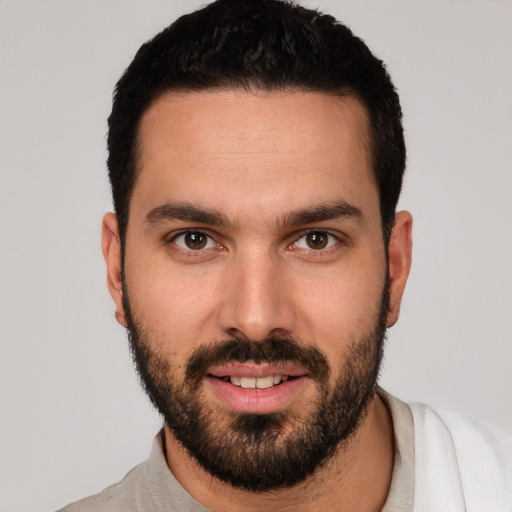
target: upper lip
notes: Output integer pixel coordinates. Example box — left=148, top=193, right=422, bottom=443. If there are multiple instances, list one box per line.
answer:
left=208, top=362, right=307, bottom=378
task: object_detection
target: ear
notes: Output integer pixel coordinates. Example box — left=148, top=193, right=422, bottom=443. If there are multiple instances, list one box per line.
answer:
left=102, top=212, right=127, bottom=327
left=386, top=211, right=413, bottom=327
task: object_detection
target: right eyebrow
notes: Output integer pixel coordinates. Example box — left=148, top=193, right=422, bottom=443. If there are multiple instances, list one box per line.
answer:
left=144, top=202, right=234, bottom=229
left=281, top=201, right=364, bottom=227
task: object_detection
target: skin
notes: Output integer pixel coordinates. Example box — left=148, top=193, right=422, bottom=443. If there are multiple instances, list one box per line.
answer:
left=102, top=90, right=412, bottom=511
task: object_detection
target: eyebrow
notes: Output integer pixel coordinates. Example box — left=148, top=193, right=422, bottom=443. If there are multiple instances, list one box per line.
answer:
left=282, top=201, right=363, bottom=227
left=145, top=202, right=233, bottom=228
left=144, top=200, right=363, bottom=230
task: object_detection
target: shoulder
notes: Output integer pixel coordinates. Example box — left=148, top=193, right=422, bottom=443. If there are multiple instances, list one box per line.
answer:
left=409, top=402, right=512, bottom=511
left=57, top=460, right=154, bottom=512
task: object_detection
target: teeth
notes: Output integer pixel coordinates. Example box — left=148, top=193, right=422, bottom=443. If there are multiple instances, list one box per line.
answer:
left=228, top=375, right=288, bottom=388
left=240, top=377, right=256, bottom=389
left=230, top=376, right=241, bottom=386
left=256, top=376, right=274, bottom=389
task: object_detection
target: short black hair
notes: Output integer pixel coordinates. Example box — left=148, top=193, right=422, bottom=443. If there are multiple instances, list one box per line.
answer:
left=108, top=0, right=405, bottom=246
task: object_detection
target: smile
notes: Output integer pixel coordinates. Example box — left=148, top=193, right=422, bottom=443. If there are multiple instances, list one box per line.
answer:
left=216, top=375, right=291, bottom=389
left=206, top=363, right=309, bottom=414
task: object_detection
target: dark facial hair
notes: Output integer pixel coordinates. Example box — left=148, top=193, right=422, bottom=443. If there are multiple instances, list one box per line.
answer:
left=123, top=280, right=389, bottom=492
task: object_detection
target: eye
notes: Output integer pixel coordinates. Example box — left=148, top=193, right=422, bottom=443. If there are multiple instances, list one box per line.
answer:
left=171, top=230, right=216, bottom=251
left=293, top=231, right=338, bottom=251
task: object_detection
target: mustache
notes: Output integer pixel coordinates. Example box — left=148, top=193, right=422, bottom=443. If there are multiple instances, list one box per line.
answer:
left=185, top=336, right=330, bottom=385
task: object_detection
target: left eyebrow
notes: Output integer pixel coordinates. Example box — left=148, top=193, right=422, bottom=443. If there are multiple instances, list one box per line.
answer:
left=280, top=201, right=364, bottom=228
left=145, top=202, right=234, bottom=229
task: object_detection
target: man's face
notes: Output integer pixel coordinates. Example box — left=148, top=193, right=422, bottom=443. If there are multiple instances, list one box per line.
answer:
left=103, top=90, right=410, bottom=490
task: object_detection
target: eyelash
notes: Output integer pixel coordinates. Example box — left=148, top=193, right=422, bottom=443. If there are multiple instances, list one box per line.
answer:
left=166, top=229, right=342, bottom=256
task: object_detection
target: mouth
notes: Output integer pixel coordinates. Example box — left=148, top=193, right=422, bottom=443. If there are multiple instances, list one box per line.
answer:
left=205, top=362, right=309, bottom=414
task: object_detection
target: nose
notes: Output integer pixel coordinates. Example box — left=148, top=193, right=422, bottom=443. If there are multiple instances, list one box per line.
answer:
left=217, top=251, right=296, bottom=342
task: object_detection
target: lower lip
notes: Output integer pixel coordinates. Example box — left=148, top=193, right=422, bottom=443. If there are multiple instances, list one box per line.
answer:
left=206, top=376, right=308, bottom=414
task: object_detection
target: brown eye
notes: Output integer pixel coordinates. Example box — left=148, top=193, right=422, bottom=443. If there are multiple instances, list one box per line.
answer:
left=305, top=231, right=329, bottom=250
left=292, top=230, right=338, bottom=252
left=184, top=231, right=207, bottom=250
left=172, top=230, right=214, bottom=251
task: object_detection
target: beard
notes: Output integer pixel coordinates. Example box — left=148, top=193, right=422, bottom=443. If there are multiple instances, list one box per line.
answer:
left=123, top=281, right=389, bottom=492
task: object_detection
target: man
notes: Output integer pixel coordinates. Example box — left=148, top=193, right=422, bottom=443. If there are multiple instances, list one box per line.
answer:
left=59, top=0, right=512, bottom=510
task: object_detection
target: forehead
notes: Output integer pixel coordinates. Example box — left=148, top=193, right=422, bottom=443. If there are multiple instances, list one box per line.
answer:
left=134, top=89, right=378, bottom=225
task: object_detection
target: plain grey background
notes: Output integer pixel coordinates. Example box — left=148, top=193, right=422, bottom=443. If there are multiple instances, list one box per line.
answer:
left=1, top=1, right=511, bottom=510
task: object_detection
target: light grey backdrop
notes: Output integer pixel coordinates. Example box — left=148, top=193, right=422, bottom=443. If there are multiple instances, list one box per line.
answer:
left=1, top=1, right=510, bottom=510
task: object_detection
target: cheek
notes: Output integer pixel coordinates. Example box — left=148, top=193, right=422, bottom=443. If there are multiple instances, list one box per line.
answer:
left=294, top=263, right=386, bottom=357
left=138, top=280, right=215, bottom=328
left=125, top=253, right=221, bottom=353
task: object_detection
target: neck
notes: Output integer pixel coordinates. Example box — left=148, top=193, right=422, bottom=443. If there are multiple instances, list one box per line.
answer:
left=163, top=393, right=394, bottom=512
